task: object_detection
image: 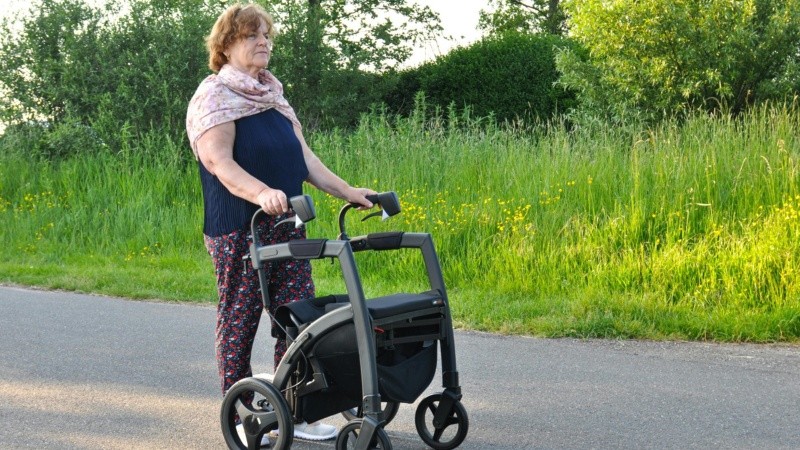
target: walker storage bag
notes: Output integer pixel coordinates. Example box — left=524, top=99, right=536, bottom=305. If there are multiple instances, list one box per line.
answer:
left=275, top=292, right=444, bottom=422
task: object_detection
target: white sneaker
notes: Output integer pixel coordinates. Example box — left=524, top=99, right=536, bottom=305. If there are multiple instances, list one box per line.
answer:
left=236, top=423, right=270, bottom=448
left=272, top=421, right=338, bottom=441
left=295, top=421, right=338, bottom=440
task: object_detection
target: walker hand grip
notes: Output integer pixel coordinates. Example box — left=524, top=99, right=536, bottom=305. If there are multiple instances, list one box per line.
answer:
left=251, top=195, right=315, bottom=242
left=363, top=191, right=400, bottom=217
left=289, top=195, right=316, bottom=223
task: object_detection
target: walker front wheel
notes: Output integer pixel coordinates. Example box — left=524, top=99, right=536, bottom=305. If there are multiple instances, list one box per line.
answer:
left=414, top=394, right=468, bottom=450
left=220, top=377, right=293, bottom=450
left=336, top=420, right=392, bottom=450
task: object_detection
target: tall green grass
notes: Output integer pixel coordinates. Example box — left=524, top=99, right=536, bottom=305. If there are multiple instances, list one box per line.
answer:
left=1, top=104, right=799, bottom=341
left=0, top=135, right=213, bottom=301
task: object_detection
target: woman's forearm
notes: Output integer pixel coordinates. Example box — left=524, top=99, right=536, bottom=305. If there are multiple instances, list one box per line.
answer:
left=211, top=157, right=271, bottom=204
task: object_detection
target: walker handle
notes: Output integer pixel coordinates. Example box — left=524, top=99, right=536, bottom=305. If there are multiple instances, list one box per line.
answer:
left=363, top=191, right=401, bottom=217
left=251, top=195, right=316, bottom=242
left=339, top=191, right=401, bottom=240
left=289, top=195, right=316, bottom=223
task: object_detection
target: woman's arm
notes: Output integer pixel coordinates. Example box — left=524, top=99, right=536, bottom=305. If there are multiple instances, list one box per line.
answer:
left=294, top=126, right=375, bottom=208
left=196, top=122, right=290, bottom=215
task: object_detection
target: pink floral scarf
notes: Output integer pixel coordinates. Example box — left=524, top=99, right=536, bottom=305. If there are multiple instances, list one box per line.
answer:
left=186, top=64, right=301, bottom=158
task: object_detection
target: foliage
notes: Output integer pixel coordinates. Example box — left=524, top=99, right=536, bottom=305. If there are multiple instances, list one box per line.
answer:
left=479, top=0, right=566, bottom=36
left=0, top=0, right=216, bottom=155
left=3, top=103, right=799, bottom=341
left=557, top=0, right=800, bottom=124
left=264, top=0, right=443, bottom=129
left=385, top=32, right=579, bottom=124
left=0, top=0, right=444, bottom=149
left=268, top=0, right=442, bottom=72
left=0, top=0, right=107, bottom=125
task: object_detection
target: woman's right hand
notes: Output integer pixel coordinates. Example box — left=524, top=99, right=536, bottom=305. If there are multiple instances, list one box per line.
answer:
left=257, top=187, right=288, bottom=215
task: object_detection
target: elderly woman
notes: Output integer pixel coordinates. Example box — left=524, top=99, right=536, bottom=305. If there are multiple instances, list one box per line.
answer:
left=186, top=3, right=375, bottom=443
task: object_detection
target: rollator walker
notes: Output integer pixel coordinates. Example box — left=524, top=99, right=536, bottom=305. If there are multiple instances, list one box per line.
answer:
left=220, top=192, right=469, bottom=449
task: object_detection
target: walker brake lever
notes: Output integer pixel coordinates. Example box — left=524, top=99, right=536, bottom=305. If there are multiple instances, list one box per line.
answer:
left=275, top=213, right=304, bottom=229
left=360, top=210, right=383, bottom=222
left=360, top=209, right=391, bottom=222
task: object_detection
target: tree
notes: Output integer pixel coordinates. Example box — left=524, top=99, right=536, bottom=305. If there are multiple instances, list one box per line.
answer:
left=478, top=0, right=566, bottom=36
left=0, top=0, right=443, bottom=158
left=264, top=0, right=443, bottom=128
left=0, top=0, right=216, bottom=154
left=556, top=0, right=800, bottom=123
left=0, top=0, right=105, bottom=125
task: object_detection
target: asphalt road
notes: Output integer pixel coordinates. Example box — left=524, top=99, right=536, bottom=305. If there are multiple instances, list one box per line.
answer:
left=1, top=286, right=799, bottom=449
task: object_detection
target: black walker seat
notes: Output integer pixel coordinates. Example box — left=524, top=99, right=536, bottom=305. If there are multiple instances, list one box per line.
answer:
left=275, top=290, right=446, bottom=339
left=274, top=290, right=446, bottom=421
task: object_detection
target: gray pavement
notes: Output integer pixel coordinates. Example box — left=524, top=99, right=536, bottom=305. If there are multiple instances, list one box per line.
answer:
left=1, top=286, right=799, bottom=449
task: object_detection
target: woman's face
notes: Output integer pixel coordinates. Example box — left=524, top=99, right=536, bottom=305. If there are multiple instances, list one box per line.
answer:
left=226, top=19, right=272, bottom=77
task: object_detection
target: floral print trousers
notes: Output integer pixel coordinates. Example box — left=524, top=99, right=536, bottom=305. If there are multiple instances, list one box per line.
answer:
left=205, top=214, right=314, bottom=395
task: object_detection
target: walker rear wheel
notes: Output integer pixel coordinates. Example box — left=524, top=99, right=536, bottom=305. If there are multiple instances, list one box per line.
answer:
left=341, top=401, right=400, bottom=425
left=220, top=377, right=293, bottom=450
left=414, top=394, right=468, bottom=450
left=336, top=420, right=392, bottom=450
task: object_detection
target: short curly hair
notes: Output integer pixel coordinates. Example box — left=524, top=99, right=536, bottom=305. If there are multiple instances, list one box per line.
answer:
left=206, top=3, right=276, bottom=72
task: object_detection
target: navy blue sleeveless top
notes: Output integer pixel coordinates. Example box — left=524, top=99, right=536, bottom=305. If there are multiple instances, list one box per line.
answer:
left=198, top=109, right=309, bottom=236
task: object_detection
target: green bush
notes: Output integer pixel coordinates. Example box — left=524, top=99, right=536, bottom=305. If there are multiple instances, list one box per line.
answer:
left=0, top=117, right=109, bottom=161
left=0, top=122, right=50, bottom=158
left=270, top=59, right=394, bottom=130
left=385, top=32, right=579, bottom=124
